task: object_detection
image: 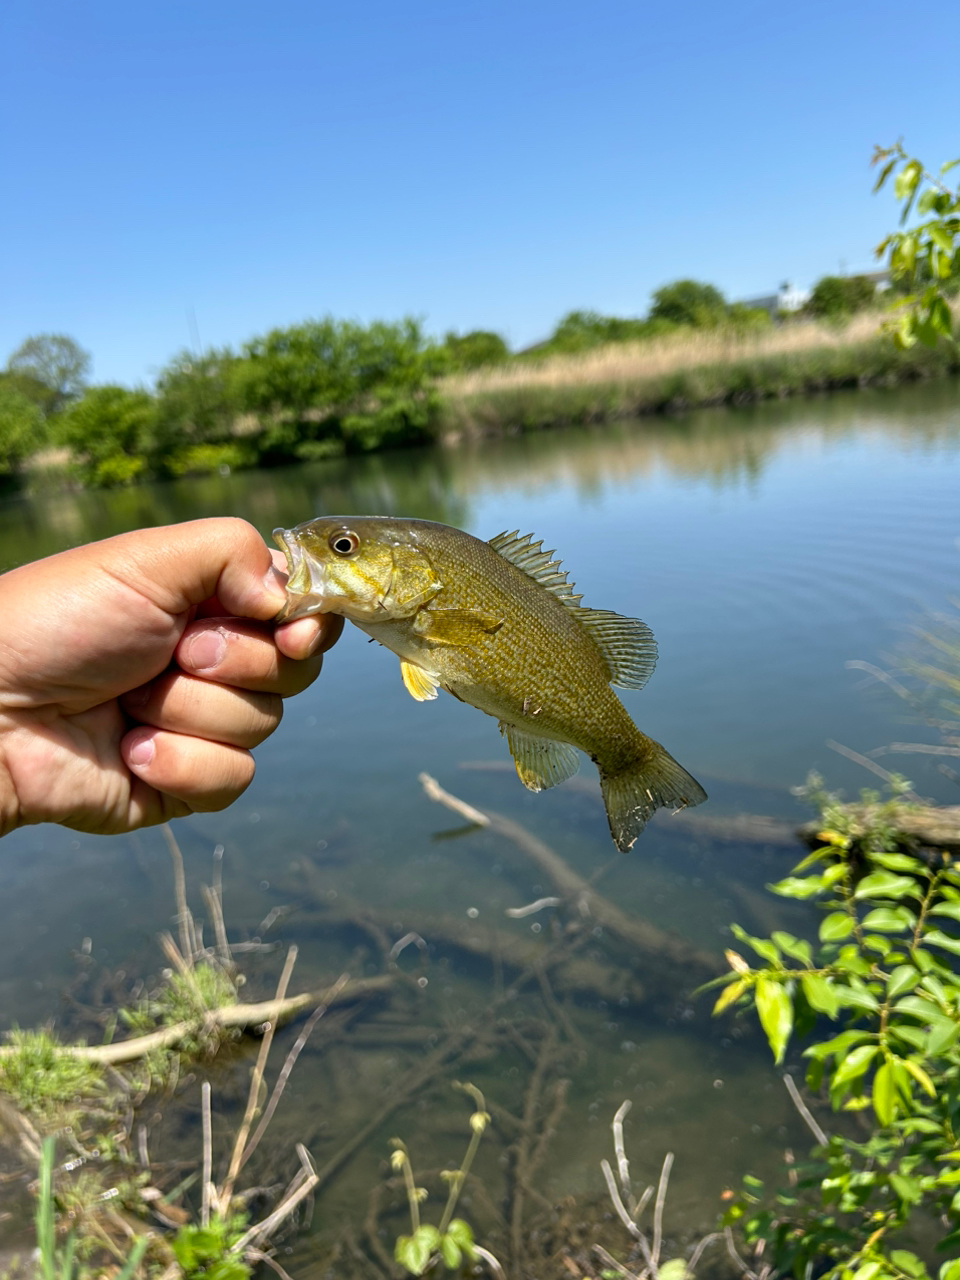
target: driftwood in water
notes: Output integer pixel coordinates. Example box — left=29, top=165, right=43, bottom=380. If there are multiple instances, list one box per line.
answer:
left=799, top=803, right=960, bottom=856
left=292, top=866, right=645, bottom=1007
left=418, top=774, right=719, bottom=982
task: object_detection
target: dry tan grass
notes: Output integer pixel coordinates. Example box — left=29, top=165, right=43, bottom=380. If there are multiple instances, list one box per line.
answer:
left=446, top=312, right=887, bottom=396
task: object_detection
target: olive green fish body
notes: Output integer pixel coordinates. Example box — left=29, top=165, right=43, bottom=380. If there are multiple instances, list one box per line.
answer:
left=274, top=516, right=706, bottom=849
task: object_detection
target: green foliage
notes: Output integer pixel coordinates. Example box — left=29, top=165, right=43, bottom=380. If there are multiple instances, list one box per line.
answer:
left=873, top=141, right=960, bottom=349
left=173, top=1216, right=251, bottom=1279
left=0, top=1030, right=105, bottom=1125
left=443, top=329, right=509, bottom=370
left=55, top=385, right=156, bottom=487
left=649, top=279, right=728, bottom=328
left=6, top=334, right=91, bottom=416
left=0, top=380, right=46, bottom=472
left=712, top=777, right=960, bottom=1277
left=536, top=309, right=673, bottom=355
left=804, top=275, right=878, bottom=321
left=35, top=1138, right=148, bottom=1280
left=391, top=1083, right=494, bottom=1276
left=237, top=315, right=447, bottom=457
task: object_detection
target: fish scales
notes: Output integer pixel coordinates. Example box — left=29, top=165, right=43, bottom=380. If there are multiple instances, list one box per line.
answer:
left=274, top=515, right=706, bottom=850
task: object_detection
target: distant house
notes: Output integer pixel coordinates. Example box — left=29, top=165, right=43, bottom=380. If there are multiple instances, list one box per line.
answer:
left=740, top=282, right=811, bottom=319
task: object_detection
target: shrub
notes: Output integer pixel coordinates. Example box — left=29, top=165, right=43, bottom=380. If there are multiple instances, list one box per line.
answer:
left=55, top=385, right=156, bottom=487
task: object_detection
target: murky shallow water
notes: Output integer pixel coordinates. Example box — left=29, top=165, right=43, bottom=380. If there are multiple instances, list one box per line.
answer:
left=1, top=382, right=959, bottom=1270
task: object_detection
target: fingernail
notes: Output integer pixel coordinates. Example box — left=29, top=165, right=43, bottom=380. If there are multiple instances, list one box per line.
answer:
left=127, top=731, right=156, bottom=767
left=184, top=628, right=227, bottom=671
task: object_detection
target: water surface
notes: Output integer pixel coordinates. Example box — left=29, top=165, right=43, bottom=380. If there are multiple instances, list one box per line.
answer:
left=1, top=381, right=959, bottom=1266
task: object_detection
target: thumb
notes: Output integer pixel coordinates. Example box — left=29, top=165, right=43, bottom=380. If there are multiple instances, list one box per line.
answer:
left=90, top=518, right=286, bottom=620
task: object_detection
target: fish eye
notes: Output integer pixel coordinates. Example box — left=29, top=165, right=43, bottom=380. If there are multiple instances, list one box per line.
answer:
left=329, top=530, right=360, bottom=556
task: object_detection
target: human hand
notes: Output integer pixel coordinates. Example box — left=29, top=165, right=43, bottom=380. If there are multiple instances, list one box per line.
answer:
left=0, top=518, right=342, bottom=835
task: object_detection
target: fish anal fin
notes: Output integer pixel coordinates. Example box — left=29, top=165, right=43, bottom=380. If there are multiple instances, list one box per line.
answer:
left=500, top=722, right=581, bottom=792
left=401, top=661, right=440, bottom=701
left=488, top=530, right=582, bottom=606
left=413, top=608, right=504, bottom=645
left=600, top=744, right=707, bottom=852
left=571, top=607, right=658, bottom=690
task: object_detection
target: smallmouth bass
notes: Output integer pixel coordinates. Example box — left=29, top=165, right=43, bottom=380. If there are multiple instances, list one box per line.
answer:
left=274, top=516, right=706, bottom=850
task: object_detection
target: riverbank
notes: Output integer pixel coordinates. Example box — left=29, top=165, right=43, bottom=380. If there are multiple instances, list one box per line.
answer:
left=438, top=313, right=960, bottom=439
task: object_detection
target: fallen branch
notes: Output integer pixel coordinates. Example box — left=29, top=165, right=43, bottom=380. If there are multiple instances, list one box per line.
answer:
left=0, top=976, right=392, bottom=1066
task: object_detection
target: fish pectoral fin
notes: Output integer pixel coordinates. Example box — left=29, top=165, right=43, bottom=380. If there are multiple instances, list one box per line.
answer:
left=413, top=608, right=504, bottom=645
left=500, top=723, right=581, bottom=792
left=400, top=661, right=441, bottom=701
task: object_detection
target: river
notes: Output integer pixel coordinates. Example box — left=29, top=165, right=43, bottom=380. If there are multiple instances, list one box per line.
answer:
left=1, top=380, right=958, bottom=1268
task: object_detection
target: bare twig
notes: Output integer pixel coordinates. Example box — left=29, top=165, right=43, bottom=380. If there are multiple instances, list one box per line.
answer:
left=474, top=1244, right=507, bottom=1279
left=240, top=975, right=349, bottom=1172
left=651, top=1152, right=674, bottom=1268
left=783, top=1074, right=829, bottom=1147
left=612, top=1100, right=632, bottom=1203
left=201, top=1081, right=213, bottom=1227
left=201, top=882, right=231, bottom=967
left=505, top=897, right=562, bottom=918
left=0, top=976, right=391, bottom=1065
left=826, top=740, right=921, bottom=795
left=687, top=1232, right=721, bottom=1271
left=221, top=945, right=298, bottom=1207
left=418, top=771, right=490, bottom=826
left=231, top=1167, right=319, bottom=1254
left=162, top=823, right=198, bottom=961
left=592, top=1244, right=636, bottom=1279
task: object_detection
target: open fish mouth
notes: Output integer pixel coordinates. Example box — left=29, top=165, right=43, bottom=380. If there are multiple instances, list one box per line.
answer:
left=272, top=527, right=329, bottom=622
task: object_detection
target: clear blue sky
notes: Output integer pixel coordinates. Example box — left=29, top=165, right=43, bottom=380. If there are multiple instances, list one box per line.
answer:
left=2, top=0, right=958, bottom=386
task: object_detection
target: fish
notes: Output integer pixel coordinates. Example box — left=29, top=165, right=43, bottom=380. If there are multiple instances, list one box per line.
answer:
left=273, top=516, right=706, bottom=851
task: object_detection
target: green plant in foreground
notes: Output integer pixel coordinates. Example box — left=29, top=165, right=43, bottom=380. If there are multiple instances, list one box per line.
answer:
left=0, top=1029, right=106, bottom=1127
left=172, top=1216, right=252, bottom=1280
left=392, top=1082, right=500, bottom=1277
left=873, top=140, right=960, bottom=350
left=35, top=1137, right=147, bottom=1280
left=710, top=777, right=960, bottom=1279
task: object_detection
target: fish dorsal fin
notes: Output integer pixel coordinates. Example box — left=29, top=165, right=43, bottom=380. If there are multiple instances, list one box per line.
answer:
left=500, top=722, right=581, bottom=791
left=488, top=530, right=583, bottom=606
left=570, top=607, right=658, bottom=690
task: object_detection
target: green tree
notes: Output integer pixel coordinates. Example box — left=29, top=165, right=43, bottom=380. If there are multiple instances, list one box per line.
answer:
left=803, top=275, right=877, bottom=321
left=6, top=334, right=91, bottom=416
left=236, top=316, right=447, bottom=457
left=0, top=382, right=45, bottom=474
left=443, top=329, right=509, bottom=370
left=873, top=141, right=960, bottom=348
left=56, top=386, right=157, bottom=487
left=648, top=279, right=728, bottom=327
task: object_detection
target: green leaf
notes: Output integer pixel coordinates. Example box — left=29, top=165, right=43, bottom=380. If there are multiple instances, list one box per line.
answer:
left=820, top=912, right=855, bottom=942
left=890, top=1172, right=923, bottom=1204
left=713, top=976, right=751, bottom=1015
left=804, top=1029, right=872, bottom=1059
left=768, top=876, right=825, bottom=900
left=658, top=1262, right=689, bottom=1280
left=445, top=1220, right=474, bottom=1250
left=926, top=1019, right=960, bottom=1056
left=873, top=158, right=897, bottom=192
left=862, top=906, right=916, bottom=932
left=831, top=1043, right=879, bottom=1091
left=929, top=903, right=960, bottom=923
left=924, top=929, right=960, bottom=957
left=887, top=965, right=920, bottom=998
left=930, top=295, right=953, bottom=338
left=901, top=1057, right=937, bottom=1097
left=731, top=924, right=780, bottom=964
left=801, top=972, right=839, bottom=1017
left=939, top=1260, right=960, bottom=1280
left=854, top=872, right=919, bottom=900
left=853, top=1264, right=882, bottom=1280
left=772, top=931, right=813, bottom=965
left=834, top=986, right=879, bottom=1013
left=440, top=1234, right=462, bottom=1269
left=870, top=851, right=924, bottom=873
left=396, top=1226, right=442, bottom=1276
left=890, top=1251, right=927, bottom=1278
left=754, top=977, right=793, bottom=1064
left=873, top=1060, right=895, bottom=1125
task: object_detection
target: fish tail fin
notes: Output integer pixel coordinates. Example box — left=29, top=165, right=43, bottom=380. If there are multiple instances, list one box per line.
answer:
left=599, top=744, right=707, bottom=852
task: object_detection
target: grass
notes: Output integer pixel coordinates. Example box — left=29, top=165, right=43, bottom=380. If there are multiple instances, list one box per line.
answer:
left=439, top=311, right=960, bottom=438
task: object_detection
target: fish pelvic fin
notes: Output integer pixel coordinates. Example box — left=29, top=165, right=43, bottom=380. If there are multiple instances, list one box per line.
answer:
left=501, top=723, right=581, bottom=791
left=401, top=660, right=440, bottom=701
left=599, top=745, right=707, bottom=852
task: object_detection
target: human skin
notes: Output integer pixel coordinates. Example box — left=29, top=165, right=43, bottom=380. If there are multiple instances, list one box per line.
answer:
left=0, top=517, right=343, bottom=836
